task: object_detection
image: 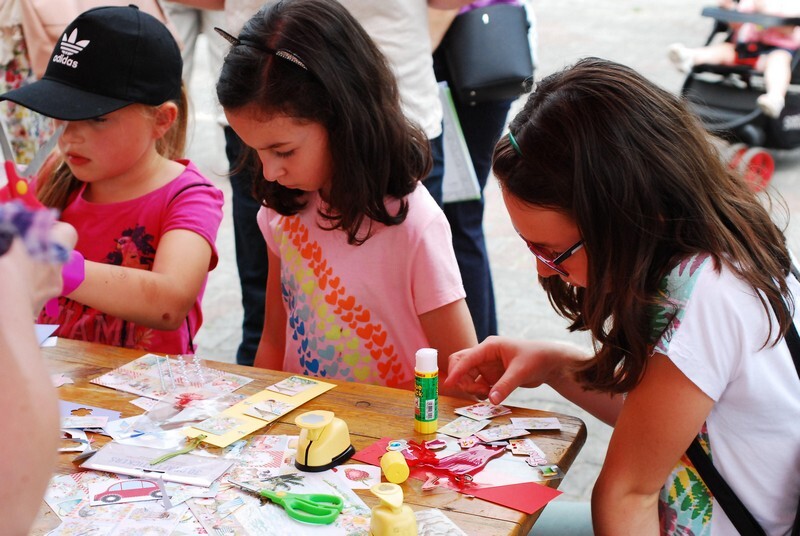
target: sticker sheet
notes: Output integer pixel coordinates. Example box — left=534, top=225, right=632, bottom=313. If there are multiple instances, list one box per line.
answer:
left=454, top=401, right=512, bottom=420
left=91, top=353, right=253, bottom=400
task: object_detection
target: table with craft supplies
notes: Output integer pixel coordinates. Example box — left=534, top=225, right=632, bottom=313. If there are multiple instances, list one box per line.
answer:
left=34, top=338, right=586, bottom=536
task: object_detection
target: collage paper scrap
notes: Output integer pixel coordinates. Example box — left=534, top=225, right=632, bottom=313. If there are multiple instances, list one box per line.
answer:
left=185, top=375, right=336, bottom=448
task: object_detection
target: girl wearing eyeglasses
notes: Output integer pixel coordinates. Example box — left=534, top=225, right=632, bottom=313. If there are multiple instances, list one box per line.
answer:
left=447, top=58, right=800, bottom=535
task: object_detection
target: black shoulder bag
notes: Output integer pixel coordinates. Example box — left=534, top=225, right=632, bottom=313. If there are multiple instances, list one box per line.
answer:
left=685, top=297, right=800, bottom=535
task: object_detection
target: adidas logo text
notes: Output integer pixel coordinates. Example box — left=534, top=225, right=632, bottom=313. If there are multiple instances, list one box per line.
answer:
left=53, top=28, right=90, bottom=69
left=52, top=54, right=79, bottom=68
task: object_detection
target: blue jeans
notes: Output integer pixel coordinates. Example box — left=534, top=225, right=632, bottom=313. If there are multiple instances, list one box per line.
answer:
left=224, top=126, right=266, bottom=366
left=424, top=132, right=445, bottom=208
left=433, top=45, right=513, bottom=341
left=444, top=98, right=513, bottom=341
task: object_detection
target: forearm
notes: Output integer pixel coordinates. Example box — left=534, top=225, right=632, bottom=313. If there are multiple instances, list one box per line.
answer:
left=0, top=252, right=59, bottom=534
left=68, top=261, right=199, bottom=330
left=165, top=0, right=224, bottom=9
left=592, top=471, right=660, bottom=535
left=547, top=363, right=624, bottom=427
left=428, top=0, right=475, bottom=9
left=254, top=330, right=284, bottom=370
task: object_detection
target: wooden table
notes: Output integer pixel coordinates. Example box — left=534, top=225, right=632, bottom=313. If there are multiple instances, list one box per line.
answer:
left=35, top=338, right=586, bottom=535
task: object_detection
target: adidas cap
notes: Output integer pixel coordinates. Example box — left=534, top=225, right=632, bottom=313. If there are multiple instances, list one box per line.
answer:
left=0, top=5, right=182, bottom=121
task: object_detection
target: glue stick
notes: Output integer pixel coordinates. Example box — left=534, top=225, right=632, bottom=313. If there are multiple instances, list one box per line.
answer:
left=414, top=348, right=438, bottom=434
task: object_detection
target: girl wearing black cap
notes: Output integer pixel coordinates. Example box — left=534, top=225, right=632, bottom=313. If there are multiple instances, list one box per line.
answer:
left=0, top=6, right=224, bottom=354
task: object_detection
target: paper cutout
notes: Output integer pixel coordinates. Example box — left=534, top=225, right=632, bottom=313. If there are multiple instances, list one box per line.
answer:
left=35, top=323, right=58, bottom=345
left=416, top=508, right=468, bottom=536
left=332, top=464, right=381, bottom=490
left=510, top=417, right=562, bottom=430
left=51, top=373, right=73, bottom=387
left=88, top=478, right=164, bottom=506
left=438, top=416, right=491, bottom=439
left=60, top=401, right=121, bottom=422
left=475, top=424, right=529, bottom=442
left=266, top=375, right=319, bottom=396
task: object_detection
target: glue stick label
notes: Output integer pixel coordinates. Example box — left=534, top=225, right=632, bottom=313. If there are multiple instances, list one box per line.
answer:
left=415, top=370, right=438, bottom=423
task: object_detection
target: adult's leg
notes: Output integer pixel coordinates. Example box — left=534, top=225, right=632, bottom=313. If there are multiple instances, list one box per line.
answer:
left=443, top=98, right=512, bottom=341
left=423, top=132, right=445, bottom=208
left=224, top=127, right=267, bottom=366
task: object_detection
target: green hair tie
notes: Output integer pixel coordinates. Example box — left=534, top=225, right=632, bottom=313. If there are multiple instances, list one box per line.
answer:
left=508, top=131, right=522, bottom=156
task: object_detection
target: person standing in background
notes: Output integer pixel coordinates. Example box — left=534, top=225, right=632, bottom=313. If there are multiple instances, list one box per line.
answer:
left=170, top=0, right=476, bottom=366
left=430, top=0, right=536, bottom=342
left=0, top=0, right=53, bottom=164
left=160, top=2, right=227, bottom=82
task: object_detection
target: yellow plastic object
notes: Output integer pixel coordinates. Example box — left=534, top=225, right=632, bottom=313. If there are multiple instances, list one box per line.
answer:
left=380, top=450, right=410, bottom=484
left=294, top=410, right=355, bottom=472
left=369, top=483, right=417, bottom=536
left=414, top=349, right=438, bottom=434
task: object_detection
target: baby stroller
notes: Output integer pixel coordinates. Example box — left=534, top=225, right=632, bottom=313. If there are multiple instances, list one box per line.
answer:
left=679, top=6, right=800, bottom=190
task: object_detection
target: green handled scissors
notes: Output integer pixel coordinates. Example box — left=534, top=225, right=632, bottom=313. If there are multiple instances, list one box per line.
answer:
left=227, top=478, right=343, bottom=524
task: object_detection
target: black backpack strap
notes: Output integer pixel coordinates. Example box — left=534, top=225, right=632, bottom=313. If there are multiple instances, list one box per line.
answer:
left=686, top=439, right=767, bottom=535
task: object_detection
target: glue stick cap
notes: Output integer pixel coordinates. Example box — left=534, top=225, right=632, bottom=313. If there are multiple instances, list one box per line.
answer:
left=415, top=348, right=438, bottom=373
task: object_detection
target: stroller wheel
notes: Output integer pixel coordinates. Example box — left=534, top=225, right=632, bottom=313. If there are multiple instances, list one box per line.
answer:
left=723, top=143, right=748, bottom=169
left=737, top=147, right=774, bottom=191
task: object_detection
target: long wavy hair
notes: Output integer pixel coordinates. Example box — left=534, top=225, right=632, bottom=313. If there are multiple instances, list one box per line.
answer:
left=493, top=58, right=792, bottom=393
left=37, top=86, right=189, bottom=210
left=216, top=0, right=430, bottom=245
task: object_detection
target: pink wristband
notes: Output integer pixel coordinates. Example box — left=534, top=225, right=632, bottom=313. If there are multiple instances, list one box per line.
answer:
left=61, top=250, right=85, bottom=295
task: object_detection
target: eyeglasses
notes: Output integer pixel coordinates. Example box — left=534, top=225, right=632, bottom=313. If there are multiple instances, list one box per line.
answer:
left=516, top=231, right=584, bottom=277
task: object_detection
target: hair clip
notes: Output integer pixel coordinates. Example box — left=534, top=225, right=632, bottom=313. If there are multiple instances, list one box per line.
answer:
left=214, top=27, right=308, bottom=71
left=508, top=131, right=523, bottom=156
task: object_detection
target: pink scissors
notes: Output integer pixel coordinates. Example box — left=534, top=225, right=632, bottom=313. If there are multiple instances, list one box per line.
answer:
left=0, top=122, right=64, bottom=208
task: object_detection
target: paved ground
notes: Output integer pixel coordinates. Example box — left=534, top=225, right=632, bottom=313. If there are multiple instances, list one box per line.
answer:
left=184, top=0, right=800, bottom=504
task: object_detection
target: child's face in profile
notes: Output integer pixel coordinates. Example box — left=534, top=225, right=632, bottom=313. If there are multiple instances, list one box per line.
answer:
left=225, top=107, right=334, bottom=198
left=56, top=104, right=166, bottom=188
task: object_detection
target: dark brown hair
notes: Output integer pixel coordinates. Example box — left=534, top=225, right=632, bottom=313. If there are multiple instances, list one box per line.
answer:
left=493, top=58, right=792, bottom=393
left=216, top=0, right=430, bottom=244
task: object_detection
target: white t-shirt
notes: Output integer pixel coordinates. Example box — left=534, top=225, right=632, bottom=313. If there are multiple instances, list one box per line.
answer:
left=654, top=255, right=800, bottom=535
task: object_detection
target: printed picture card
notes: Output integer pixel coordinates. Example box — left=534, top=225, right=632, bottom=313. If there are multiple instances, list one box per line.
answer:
left=454, top=401, right=512, bottom=420
left=509, top=417, right=562, bottom=430
left=242, top=399, right=296, bottom=421
left=266, top=376, right=319, bottom=396
left=508, top=438, right=547, bottom=457
left=438, top=416, right=491, bottom=439
left=475, top=424, right=529, bottom=442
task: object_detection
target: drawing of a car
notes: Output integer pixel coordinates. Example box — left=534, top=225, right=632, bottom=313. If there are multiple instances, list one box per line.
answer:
left=93, top=479, right=162, bottom=503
